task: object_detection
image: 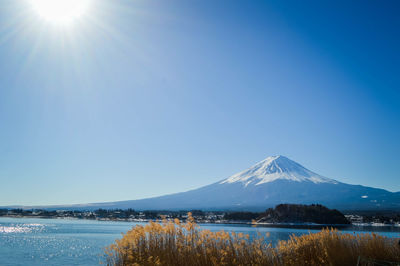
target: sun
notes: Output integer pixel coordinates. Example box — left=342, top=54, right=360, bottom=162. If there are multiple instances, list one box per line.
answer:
left=30, top=0, right=92, bottom=25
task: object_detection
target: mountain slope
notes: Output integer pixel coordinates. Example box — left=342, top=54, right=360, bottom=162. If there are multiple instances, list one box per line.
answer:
left=221, top=155, right=338, bottom=185
left=18, top=156, right=400, bottom=211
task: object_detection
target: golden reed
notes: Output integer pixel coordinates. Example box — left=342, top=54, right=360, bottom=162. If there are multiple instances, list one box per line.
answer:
left=104, top=213, right=400, bottom=266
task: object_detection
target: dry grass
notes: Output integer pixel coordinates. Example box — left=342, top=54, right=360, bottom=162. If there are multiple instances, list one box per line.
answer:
left=104, top=213, right=400, bottom=266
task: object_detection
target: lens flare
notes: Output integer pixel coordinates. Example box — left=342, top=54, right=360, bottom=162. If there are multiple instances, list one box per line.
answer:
left=30, top=0, right=91, bottom=25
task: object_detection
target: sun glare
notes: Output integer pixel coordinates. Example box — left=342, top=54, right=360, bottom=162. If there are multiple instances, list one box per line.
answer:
left=30, top=0, right=91, bottom=25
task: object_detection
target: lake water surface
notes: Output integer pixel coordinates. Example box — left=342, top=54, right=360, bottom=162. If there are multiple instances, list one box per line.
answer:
left=0, top=217, right=399, bottom=265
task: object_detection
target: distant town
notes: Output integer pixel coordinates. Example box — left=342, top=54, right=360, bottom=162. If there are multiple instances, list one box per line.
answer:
left=1, top=204, right=400, bottom=226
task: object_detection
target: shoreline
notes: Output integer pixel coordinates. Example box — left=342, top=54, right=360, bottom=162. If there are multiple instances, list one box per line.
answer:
left=1, top=215, right=399, bottom=229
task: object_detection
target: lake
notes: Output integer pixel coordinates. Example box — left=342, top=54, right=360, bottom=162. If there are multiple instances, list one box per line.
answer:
left=0, top=217, right=399, bottom=265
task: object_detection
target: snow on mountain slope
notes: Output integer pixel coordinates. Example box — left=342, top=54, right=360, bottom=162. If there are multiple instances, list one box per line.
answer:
left=221, top=155, right=338, bottom=186
left=12, top=155, right=400, bottom=211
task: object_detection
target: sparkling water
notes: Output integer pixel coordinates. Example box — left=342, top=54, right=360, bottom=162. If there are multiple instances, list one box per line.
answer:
left=0, top=217, right=399, bottom=265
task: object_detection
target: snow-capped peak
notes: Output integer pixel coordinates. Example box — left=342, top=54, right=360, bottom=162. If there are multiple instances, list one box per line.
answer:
left=220, top=155, right=338, bottom=186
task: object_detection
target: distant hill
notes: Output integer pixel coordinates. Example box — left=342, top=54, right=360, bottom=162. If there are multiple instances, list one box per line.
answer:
left=8, top=155, right=400, bottom=211
left=257, top=204, right=350, bottom=224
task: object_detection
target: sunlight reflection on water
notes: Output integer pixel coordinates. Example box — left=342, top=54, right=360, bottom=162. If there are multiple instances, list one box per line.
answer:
left=0, top=226, right=31, bottom=233
left=0, top=223, right=45, bottom=233
left=0, top=218, right=399, bottom=266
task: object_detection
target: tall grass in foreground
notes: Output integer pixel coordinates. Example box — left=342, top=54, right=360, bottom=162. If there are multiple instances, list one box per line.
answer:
left=104, top=213, right=400, bottom=266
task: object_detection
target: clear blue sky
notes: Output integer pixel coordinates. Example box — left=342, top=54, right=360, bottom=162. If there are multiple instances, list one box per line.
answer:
left=0, top=0, right=399, bottom=205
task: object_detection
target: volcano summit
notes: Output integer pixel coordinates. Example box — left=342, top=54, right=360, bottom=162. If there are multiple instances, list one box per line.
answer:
left=45, top=155, right=400, bottom=211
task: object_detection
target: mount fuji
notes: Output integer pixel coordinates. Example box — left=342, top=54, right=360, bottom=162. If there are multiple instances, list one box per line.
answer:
left=24, top=156, right=400, bottom=211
